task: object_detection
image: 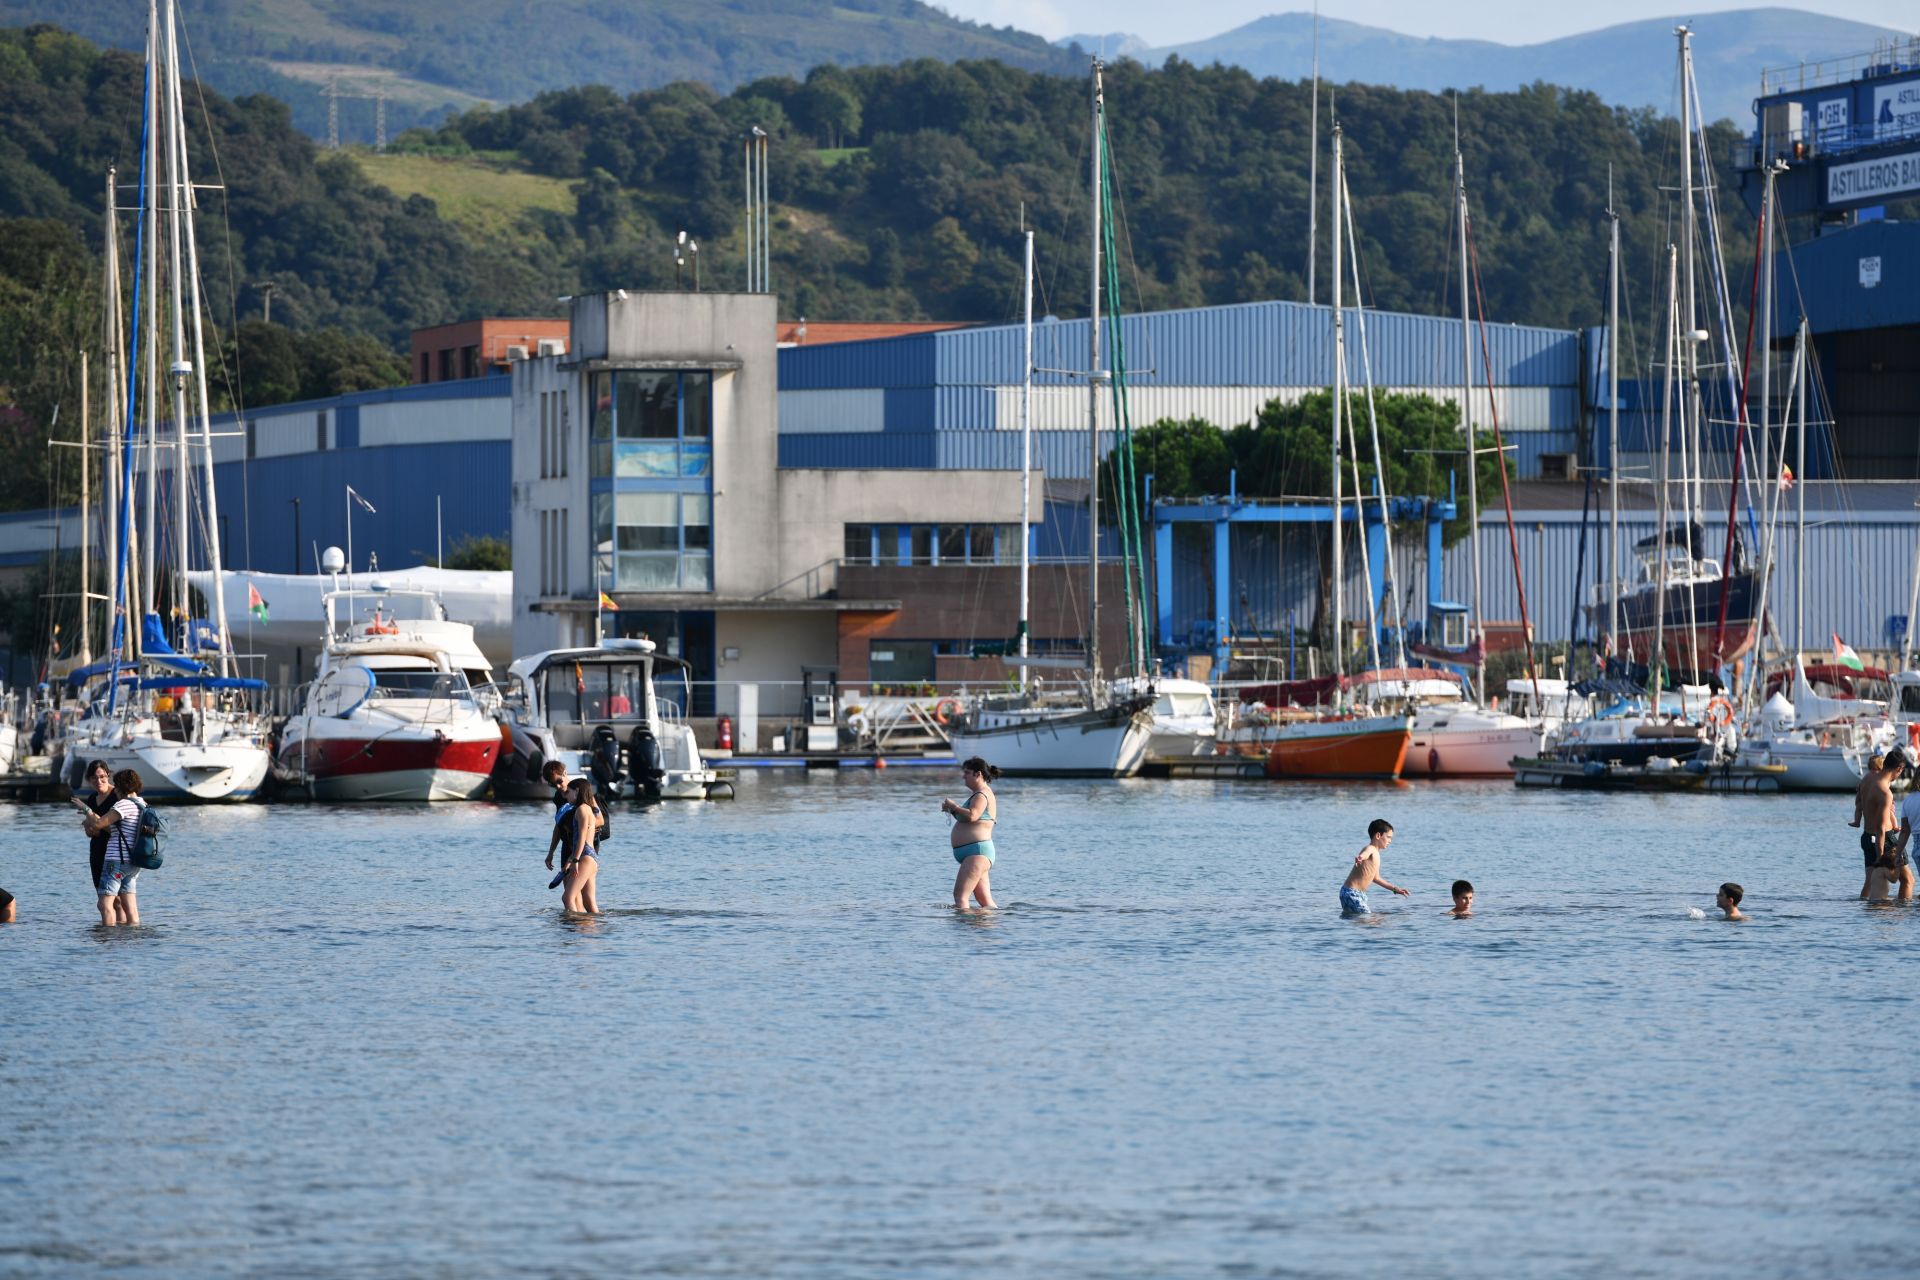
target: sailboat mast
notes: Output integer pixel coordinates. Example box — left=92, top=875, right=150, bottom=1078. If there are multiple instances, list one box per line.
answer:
left=103, top=167, right=123, bottom=664
left=1795, top=317, right=1807, bottom=659
left=141, top=0, right=160, bottom=621
left=1653, top=246, right=1678, bottom=701
left=167, top=0, right=233, bottom=678
left=1456, top=143, right=1484, bottom=697
left=1678, top=27, right=1704, bottom=541
left=1020, top=228, right=1033, bottom=693
left=79, top=348, right=90, bottom=664
left=162, top=0, right=193, bottom=637
left=1607, top=183, right=1621, bottom=652
left=1086, top=59, right=1104, bottom=681
left=1329, top=123, right=1345, bottom=677
left=1758, top=166, right=1775, bottom=543
left=1306, top=0, right=1319, bottom=305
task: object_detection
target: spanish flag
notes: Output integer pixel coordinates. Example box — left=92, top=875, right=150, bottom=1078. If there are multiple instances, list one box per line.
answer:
left=598, top=590, right=619, bottom=612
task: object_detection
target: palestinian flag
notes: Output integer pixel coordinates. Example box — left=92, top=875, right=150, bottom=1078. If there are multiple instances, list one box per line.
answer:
left=1833, top=633, right=1864, bottom=671
left=248, top=583, right=269, bottom=623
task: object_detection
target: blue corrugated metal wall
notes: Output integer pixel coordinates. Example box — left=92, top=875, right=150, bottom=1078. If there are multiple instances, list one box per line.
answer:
left=213, top=442, right=511, bottom=575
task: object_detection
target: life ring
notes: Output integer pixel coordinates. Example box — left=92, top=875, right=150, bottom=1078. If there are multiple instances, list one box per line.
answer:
left=1704, top=697, right=1734, bottom=728
left=1907, top=723, right=1920, bottom=750
left=932, top=698, right=963, bottom=726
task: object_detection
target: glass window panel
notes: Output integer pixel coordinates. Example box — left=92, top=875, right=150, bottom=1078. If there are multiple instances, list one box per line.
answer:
left=911, top=527, right=933, bottom=565
left=618, top=492, right=678, bottom=524
left=615, top=441, right=679, bottom=477
left=592, top=494, right=613, bottom=556
left=844, top=524, right=873, bottom=563
left=616, top=554, right=680, bottom=591
left=681, top=552, right=712, bottom=592
left=543, top=669, right=582, bottom=722
left=997, top=525, right=1021, bottom=564
left=678, top=440, right=712, bottom=478
left=682, top=372, right=711, bottom=439
left=618, top=525, right=677, bottom=552
left=682, top=494, right=711, bottom=527
left=938, top=526, right=966, bottom=564
left=615, top=371, right=677, bottom=440
left=683, top=523, right=711, bottom=551
left=969, top=525, right=993, bottom=563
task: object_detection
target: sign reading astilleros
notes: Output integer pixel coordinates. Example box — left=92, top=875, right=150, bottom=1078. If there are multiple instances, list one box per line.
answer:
left=1827, top=150, right=1920, bottom=204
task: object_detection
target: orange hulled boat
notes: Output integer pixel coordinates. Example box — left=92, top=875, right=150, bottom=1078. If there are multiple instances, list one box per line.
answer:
left=1223, top=676, right=1413, bottom=781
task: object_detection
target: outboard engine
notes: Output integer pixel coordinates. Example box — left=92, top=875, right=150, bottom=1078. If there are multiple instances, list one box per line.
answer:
left=589, top=725, right=624, bottom=794
left=628, top=722, right=665, bottom=805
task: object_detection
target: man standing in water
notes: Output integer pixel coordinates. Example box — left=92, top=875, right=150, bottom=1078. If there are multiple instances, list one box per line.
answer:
left=1341, top=818, right=1409, bottom=916
left=1849, top=748, right=1910, bottom=900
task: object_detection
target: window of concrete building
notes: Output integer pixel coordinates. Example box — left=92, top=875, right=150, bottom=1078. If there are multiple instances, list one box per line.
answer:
left=844, top=524, right=876, bottom=564
left=937, top=526, right=966, bottom=564
left=997, top=525, right=1021, bottom=563
left=870, top=640, right=935, bottom=684
left=591, top=370, right=714, bottom=479
left=593, top=492, right=712, bottom=593
left=559, top=390, right=570, bottom=477
left=968, top=525, right=993, bottom=563
left=438, top=349, right=454, bottom=382
left=539, top=392, right=550, bottom=479
left=910, top=527, right=934, bottom=565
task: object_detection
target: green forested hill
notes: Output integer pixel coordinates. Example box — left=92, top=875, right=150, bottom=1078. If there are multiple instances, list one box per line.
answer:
left=0, top=0, right=1080, bottom=139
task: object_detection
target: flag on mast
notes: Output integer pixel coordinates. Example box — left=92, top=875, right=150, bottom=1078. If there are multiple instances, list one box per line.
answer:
left=1833, top=633, right=1864, bottom=671
left=598, top=590, right=619, bottom=612
left=247, top=583, right=269, bottom=622
left=347, top=485, right=377, bottom=513
left=1779, top=463, right=1794, bottom=491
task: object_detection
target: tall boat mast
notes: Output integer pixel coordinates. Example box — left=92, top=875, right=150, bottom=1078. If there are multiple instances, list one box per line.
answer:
left=1455, top=135, right=1485, bottom=696
left=1652, top=245, right=1678, bottom=706
left=1086, top=60, right=1104, bottom=681
left=1329, top=122, right=1345, bottom=676
left=1019, top=228, right=1033, bottom=693
left=162, top=0, right=192, bottom=634
left=141, top=0, right=160, bottom=616
left=1607, top=175, right=1621, bottom=652
left=102, top=167, right=124, bottom=665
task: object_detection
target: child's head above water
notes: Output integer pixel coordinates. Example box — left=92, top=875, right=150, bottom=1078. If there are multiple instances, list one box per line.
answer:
left=1451, top=879, right=1474, bottom=914
left=1367, top=818, right=1394, bottom=848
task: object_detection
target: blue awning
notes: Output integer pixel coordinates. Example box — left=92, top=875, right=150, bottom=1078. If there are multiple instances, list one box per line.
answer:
left=133, top=676, right=267, bottom=691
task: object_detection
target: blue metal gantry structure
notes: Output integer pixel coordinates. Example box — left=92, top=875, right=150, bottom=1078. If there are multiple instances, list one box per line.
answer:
left=1152, top=476, right=1459, bottom=672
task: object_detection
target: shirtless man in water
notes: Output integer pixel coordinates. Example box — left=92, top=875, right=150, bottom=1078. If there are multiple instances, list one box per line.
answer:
left=1341, top=818, right=1410, bottom=915
left=1850, top=748, right=1911, bottom=900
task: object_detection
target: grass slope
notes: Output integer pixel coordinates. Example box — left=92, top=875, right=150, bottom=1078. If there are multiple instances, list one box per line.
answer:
left=352, top=150, right=575, bottom=238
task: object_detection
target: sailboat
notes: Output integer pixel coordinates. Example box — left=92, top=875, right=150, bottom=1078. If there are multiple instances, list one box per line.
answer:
left=947, top=60, right=1153, bottom=779
left=1586, top=27, right=1761, bottom=677
left=58, top=0, right=270, bottom=802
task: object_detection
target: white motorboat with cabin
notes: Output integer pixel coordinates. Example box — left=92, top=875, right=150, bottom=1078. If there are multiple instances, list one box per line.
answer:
left=1118, top=675, right=1217, bottom=762
left=276, top=584, right=503, bottom=801
left=495, top=639, right=717, bottom=801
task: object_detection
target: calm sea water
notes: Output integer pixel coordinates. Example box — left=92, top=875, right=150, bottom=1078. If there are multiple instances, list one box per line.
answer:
left=2, top=772, right=1916, bottom=1277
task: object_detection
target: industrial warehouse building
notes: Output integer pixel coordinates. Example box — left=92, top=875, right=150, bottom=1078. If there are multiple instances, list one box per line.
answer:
left=5, top=285, right=1917, bottom=697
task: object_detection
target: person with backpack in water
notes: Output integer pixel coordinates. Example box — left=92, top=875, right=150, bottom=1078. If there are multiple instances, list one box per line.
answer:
left=555, top=777, right=605, bottom=915
left=82, top=769, right=157, bottom=926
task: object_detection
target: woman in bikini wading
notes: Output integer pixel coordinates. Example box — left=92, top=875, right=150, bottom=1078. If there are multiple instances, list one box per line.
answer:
left=941, top=756, right=1001, bottom=910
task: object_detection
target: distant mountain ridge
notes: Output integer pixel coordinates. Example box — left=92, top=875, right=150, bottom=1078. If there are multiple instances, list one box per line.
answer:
left=0, top=0, right=1080, bottom=139
left=1128, top=8, right=1912, bottom=125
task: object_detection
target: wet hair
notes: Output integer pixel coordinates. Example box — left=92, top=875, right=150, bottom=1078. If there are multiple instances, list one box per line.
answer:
left=1452, top=880, right=1474, bottom=898
left=1367, top=818, right=1393, bottom=837
left=111, top=768, right=144, bottom=796
left=1719, top=882, right=1744, bottom=906
left=960, top=757, right=1002, bottom=781
left=541, top=760, right=567, bottom=783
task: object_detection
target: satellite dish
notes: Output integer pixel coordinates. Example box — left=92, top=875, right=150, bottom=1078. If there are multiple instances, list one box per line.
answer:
left=320, top=546, right=346, bottom=574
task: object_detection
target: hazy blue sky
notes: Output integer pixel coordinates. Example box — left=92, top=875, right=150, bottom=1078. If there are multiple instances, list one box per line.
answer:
left=938, top=2, right=1914, bottom=48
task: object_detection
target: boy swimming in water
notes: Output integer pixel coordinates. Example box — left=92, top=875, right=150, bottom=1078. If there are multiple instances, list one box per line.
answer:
left=1449, top=880, right=1474, bottom=917
left=1717, top=882, right=1745, bottom=920
left=1340, top=818, right=1409, bottom=915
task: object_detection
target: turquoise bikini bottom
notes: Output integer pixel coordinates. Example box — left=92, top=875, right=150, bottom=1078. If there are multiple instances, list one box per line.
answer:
left=952, top=840, right=996, bottom=865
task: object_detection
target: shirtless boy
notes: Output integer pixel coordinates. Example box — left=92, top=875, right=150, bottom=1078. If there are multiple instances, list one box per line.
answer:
left=1341, top=818, right=1410, bottom=915
left=1850, top=748, right=1910, bottom=900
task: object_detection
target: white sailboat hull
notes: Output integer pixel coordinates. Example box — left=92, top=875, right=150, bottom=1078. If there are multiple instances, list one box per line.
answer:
left=1734, top=733, right=1868, bottom=791
left=949, top=707, right=1153, bottom=778
left=65, top=723, right=269, bottom=802
left=1404, top=719, right=1545, bottom=778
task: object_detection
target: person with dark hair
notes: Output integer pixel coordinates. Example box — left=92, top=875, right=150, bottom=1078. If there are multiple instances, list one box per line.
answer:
left=1850, top=748, right=1910, bottom=900
left=560, top=777, right=604, bottom=915
left=82, top=768, right=147, bottom=926
left=941, top=756, right=1002, bottom=910
left=0, top=886, right=15, bottom=923
left=1716, top=883, right=1746, bottom=920
left=70, top=759, right=117, bottom=894
left=1449, top=880, right=1475, bottom=918
left=1340, top=818, right=1408, bottom=916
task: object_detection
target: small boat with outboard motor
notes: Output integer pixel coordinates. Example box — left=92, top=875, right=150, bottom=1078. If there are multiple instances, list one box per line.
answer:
left=494, top=638, right=720, bottom=802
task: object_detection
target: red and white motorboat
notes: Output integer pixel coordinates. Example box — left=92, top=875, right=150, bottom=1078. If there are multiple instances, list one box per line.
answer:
left=277, top=585, right=503, bottom=801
